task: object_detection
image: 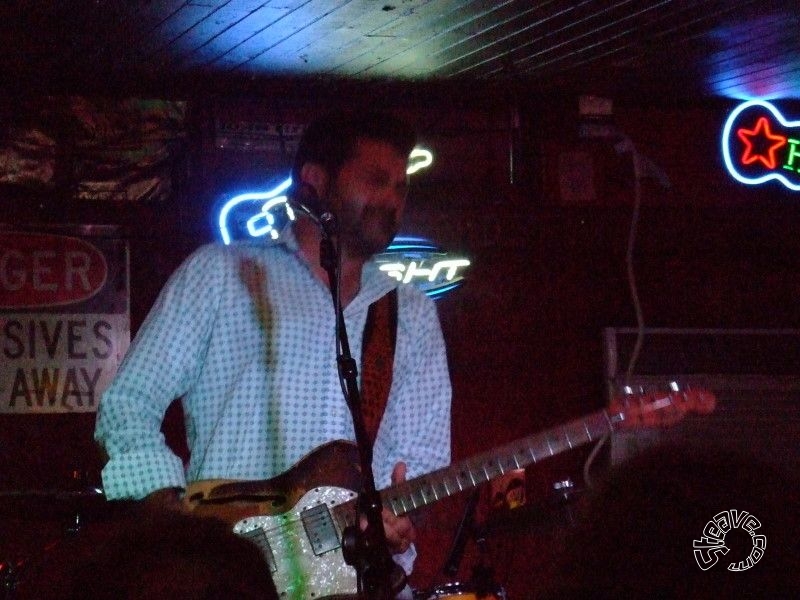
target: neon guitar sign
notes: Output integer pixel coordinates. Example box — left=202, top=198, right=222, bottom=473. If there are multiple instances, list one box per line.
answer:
left=722, top=100, right=800, bottom=191
left=213, top=148, right=470, bottom=297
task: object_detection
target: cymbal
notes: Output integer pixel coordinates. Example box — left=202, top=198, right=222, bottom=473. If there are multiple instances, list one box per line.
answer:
left=0, top=487, right=104, bottom=502
left=0, top=486, right=125, bottom=520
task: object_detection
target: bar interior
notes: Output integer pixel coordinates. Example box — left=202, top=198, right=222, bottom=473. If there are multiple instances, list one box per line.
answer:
left=1, top=2, right=799, bottom=599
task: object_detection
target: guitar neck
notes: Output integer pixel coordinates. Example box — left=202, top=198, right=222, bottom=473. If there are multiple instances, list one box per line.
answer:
left=381, top=409, right=620, bottom=517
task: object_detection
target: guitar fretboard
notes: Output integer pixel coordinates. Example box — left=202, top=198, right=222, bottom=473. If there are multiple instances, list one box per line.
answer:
left=380, top=409, right=619, bottom=517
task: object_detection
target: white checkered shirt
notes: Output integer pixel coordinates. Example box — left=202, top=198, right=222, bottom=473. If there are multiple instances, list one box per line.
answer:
left=95, top=231, right=451, bottom=503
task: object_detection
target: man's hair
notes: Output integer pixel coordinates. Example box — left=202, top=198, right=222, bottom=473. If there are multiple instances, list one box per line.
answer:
left=290, top=110, right=416, bottom=190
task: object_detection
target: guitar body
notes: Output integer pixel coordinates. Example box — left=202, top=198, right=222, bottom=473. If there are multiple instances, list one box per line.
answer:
left=186, top=441, right=366, bottom=599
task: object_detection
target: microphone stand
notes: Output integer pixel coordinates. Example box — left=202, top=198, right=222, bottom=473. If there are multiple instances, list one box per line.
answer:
left=315, top=212, right=398, bottom=600
left=443, top=488, right=480, bottom=578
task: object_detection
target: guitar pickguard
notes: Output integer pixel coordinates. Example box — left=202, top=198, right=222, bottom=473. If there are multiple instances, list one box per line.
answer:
left=233, top=486, right=358, bottom=600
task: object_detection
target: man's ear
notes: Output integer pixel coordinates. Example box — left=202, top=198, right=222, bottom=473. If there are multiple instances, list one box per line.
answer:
left=299, top=163, right=328, bottom=202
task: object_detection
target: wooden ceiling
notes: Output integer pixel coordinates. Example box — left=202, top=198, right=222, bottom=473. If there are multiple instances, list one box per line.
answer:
left=2, top=0, right=799, bottom=102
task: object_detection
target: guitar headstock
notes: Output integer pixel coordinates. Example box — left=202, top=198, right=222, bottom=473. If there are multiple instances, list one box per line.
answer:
left=609, top=386, right=716, bottom=429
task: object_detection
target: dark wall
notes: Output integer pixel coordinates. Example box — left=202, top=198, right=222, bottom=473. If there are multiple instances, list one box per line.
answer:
left=2, top=88, right=799, bottom=598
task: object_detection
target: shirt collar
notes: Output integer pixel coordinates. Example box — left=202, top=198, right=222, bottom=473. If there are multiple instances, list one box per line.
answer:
left=280, top=225, right=397, bottom=307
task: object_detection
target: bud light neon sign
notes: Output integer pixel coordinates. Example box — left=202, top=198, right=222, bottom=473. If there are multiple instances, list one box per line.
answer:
left=375, top=237, right=470, bottom=299
left=722, top=100, right=800, bottom=191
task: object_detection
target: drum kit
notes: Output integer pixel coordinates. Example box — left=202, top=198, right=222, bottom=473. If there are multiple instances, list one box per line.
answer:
left=415, top=582, right=506, bottom=600
left=0, top=474, right=110, bottom=600
left=413, top=476, right=585, bottom=600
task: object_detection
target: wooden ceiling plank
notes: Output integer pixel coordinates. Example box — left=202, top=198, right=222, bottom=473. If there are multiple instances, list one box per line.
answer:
left=158, top=1, right=275, bottom=58
left=262, top=0, right=484, bottom=75
left=506, top=0, right=721, bottom=78
left=444, top=3, right=752, bottom=83
left=215, top=0, right=371, bottom=73
left=136, top=4, right=230, bottom=59
left=175, top=2, right=307, bottom=69
left=335, top=0, right=524, bottom=77
left=399, top=0, right=641, bottom=79
left=347, top=0, right=570, bottom=79
left=181, top=0, right=346, bottom=71
left=516, top=0, right=773, bottom=93
left=711, top=61, right=800, bottom=98
left=439, top=0, right=674, bottom=79
left=240, top=0, right=408, bottom=72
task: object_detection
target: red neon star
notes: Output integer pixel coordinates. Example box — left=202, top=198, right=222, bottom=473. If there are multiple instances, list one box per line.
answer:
left=737, top=117, right=787, bottom=169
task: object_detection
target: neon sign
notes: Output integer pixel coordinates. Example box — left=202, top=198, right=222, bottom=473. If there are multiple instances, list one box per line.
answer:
left=218, top=147, right=434, bottom=245
left=214, top=148, right=470, bottom=297
left=722, top=100, right=800, bottom=191
left=374, top=237, right=470, bottom=299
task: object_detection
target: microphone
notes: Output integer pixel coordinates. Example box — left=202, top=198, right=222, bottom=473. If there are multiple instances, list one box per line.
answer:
left=286, top=183, right=337, bottom=235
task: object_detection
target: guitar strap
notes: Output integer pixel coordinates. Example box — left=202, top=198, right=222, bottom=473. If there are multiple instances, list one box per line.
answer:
left=360, top=288, right=398, bottom=446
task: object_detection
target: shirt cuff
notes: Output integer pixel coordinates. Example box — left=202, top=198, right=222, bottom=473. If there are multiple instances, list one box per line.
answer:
left=100, top=448, right=186, bottom=500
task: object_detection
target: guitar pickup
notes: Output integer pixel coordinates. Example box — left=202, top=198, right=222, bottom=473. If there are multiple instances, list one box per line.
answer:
left=301, top=503, right=340, bottom=555
left=239, top=526, right=277, bottom=573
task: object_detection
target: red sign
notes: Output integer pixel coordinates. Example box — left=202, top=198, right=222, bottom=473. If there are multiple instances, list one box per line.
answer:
left=1, top=230, right=128, bottom=414
left=0, top=232, right=108, bottom=309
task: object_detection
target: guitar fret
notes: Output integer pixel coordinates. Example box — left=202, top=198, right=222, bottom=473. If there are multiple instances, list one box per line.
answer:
left=476, top=463, right=488, bottom=484
left=418, top=486, right=431, bottom=505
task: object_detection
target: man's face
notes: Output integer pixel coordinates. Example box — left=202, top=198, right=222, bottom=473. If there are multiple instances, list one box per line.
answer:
left=326, top=138, right=409, bottom=259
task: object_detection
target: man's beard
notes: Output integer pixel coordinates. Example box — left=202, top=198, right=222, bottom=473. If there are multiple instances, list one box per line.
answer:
left=339, top=204, right=399, bottom=259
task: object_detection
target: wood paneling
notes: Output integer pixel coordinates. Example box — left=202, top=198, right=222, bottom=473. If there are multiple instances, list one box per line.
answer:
left=1, top=0, right=798, bottom=100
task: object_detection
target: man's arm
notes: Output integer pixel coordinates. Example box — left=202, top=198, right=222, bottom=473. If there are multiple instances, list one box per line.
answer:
left=388, top=288, right=452, bottom=480
left=95, top=246, right=222, bottom=500
left=375, top=288, right=452, bottom=556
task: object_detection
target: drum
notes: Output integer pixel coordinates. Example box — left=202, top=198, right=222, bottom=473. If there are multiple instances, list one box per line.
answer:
left=417, top=582, right=507, bottom=599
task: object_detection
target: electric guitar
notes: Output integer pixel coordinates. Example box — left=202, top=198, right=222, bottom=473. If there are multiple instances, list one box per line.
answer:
left=185, top=388, right=715, bottom=599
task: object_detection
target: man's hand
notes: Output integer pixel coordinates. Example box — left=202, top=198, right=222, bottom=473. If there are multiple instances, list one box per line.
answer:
left=361, top=462, right=416, bottom=555
left=143, top=487, right=186, bottom=512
